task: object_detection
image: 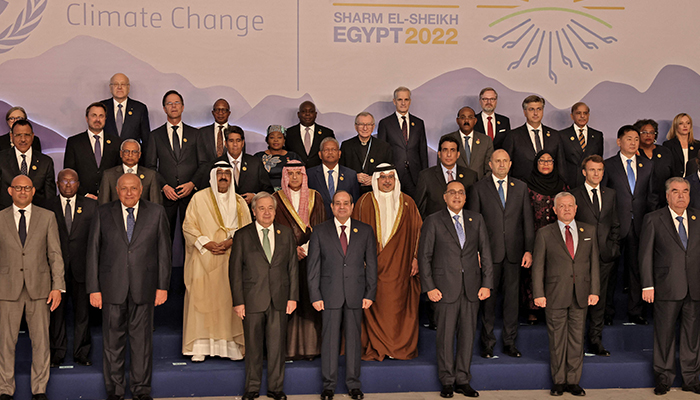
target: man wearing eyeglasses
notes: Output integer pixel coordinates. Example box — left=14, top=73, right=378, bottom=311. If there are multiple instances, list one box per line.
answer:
left=0, top=174, right=64, bottom=400
left=98, top=139, right=161, bottom=205
left=101, top=73, right=151, bottom=149
left=439, top=106, right=494, bottom=180
left=474, top=88, right=511, bottom=149
left=0, top=119, right=56, bottom=209
left=339, top=112, right=393, bottom=195
left=0, top=106, right=42, bottom=152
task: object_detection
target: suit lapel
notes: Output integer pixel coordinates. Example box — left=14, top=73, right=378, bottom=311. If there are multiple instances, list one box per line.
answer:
left=110, top=202, right=129, bottom=245
left=3, top=210, right=22, bottom=248
left=314, top=167, right=332, bottom=203
left=550, top=223, right=572, bottom=259
left=159, top=126, right=177, bottom=161
left=634, top=158, right=648, bottom=196
left=578, top=188, right=597, bottom=217
left=129, top=201, right=149, bottom=244
left=432, top=167, right=447, bottom=192
left=79, top=133, right=99, bottom=170
left=610, top=155, right=631, bottom=195
left=687, top=210, right=699, bottom=251
left=440, top=210, right=461, bottom=248
left=485, top=176, right=506, bottom=211
left=25, top=207, right=42, bottom=246
left=328, top=220, right=346, bottom=258
left=69, top=197, right=85, bottom=238
left=660, top=208, right=686, bottom=250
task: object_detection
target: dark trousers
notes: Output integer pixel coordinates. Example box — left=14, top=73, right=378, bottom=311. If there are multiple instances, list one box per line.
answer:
left=399, top=166, right=417, bottom=199
left=321, top=304, right=362, bottom=391
left=587, top=260, right=614, bottom=345
left=545, top=294, right=587, bottom=385
left=243, top=305, right=287, bottom=393
left=607, top=226, right=643, bottom=319
left=653, top=295, right=700, bottom=387
left=480, top=260, right=519, bottom=350
left=102, top=294, right=154, bottom=397
left=49, top=273, right=91, bottom=362
left=163, top=195, right=191, bottom=241
left=435, top=290, right=478, bottom=386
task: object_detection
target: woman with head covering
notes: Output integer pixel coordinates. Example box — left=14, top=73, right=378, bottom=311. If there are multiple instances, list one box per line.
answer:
left=1, top=106, right=42, bottom=152
left=272, top=160, right=326, bottom=360
left=255, top=125, right=301, bottom=190
left=663, top=113, right=698, bottom=178
left=522, top=151, right=568, bottom=324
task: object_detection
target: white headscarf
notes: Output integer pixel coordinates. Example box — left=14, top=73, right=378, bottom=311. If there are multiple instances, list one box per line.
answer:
left=210, top=160, right=239, bottom=235
left=371, top=163, right=401, bottom=246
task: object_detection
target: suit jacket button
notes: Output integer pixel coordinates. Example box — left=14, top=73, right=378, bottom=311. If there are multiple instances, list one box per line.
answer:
left=20, top=268, right=23, bottom=271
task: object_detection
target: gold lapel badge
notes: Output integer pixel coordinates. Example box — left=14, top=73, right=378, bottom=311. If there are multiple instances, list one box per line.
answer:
left=353, top=228, right=358, bottom=233
left=32, top=165, right=37, bottom=170
left=459, top=174, right=464, bottom=178
left=497, top=121, right=501, bottom=125
left=77, top=207, right=83, bottom=214
left=128, top=111, right=133, bottom=115
left=242, top=166, right=247, bottom=171
left=318, top=130, right=322, bottom=135
left=140, top=174, right=145, bottom=179
left=106, top=140, right=111, bottom=144
left=475, top=139, right=480, bottom=145
left=639, top=163, right=643, bottom=168
left=468, top=217, right=473, bottom=222
left=579, top=227, right=584, bottom=232
left=693, top=215, right=697, bottom=221
left=276, top=230, right=281, bottom=235
left=370, top=158, right=374, bottom=163
left=546, top=132, right=551, bottom=137
left=657, top=154, right=661, bottom=158
left=183, top=138, right=188, bottom=143
left=340, top=176, right=345, bottom=181
left=570, top=137, right=575, bottom=141
left=510, top=182, right=515, bottom=186
left=411, top=122, right=415, bottom=126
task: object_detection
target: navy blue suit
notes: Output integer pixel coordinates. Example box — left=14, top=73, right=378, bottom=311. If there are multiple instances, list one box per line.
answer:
left=306, top=164, right=360, bottom=220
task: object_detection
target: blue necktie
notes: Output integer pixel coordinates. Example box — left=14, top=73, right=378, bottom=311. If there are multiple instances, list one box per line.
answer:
left=626, top=159, right=636, bottom=193
left=327, top=170, right=335, bottom=197
left=497, top=179, right=506, bottom=208
left=677, top=216, right=688, bottom=250
left=453, top=215, right=465, bottom=248
left=126, top=207, right=135, bottom=242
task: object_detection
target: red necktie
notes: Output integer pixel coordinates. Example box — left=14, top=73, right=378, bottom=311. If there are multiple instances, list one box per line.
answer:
left=565, top=225, right=574, bottom=258
left=487, top=116, right=494, bottom=139
left=401, top=116, right=408, bottom=143
left=340, top=225, right=348, bottom=255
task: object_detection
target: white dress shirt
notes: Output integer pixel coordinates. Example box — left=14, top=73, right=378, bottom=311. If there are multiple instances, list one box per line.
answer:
left=113, top=98, right=128, bottom=121
left=14, top=146, right=32, bottom=170
left=395, top=111, right=410, bottom=138
left=573, top=124, right=588, bottom=144
left=88, top=130, right=105, bottom=156
left=214, top=122, right=229, bottom=145
left=447, top=208, right=464, bottom=235
left=300, top=124, right=316, bottom=152
left=60, top=195, right=77, bottom=221
left=480, top=112, right=495, bottom=134
left=322, top=163, right=340, bottom=193
left=334, top=217, right=351, bottom=245
left=584, top=182, right=602, bottom=212
left=557, top=219, right=579, bottom=255
left=620, top=153, right=637, bottom=180
left=12, top=203, right=32, bottom=230
left=256, top=221, right=276, bottom=256
left=166, top=121, right=183, bottom=150
left=121, top=201, right=139, bottom=231
left=441, top=163, right=457, bottom=183
left=526, top=123, right=544, bottom=152
left=492, top=174, right=508, bottom=202
left=123, top=164, right=138, bottom=174
left=227, top=153, right=243, bottom=171
left=460, top=131, right=472, bottom=157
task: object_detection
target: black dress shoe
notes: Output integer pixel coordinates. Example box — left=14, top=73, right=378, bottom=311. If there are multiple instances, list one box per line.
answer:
left=423, top=322, right=438, bottom=331
left=503, top=345, right=522, bottom=358
left=267, top=391, right=287, bottom=400
left=134, top=395, right=153, bottom=400
left=106, top=395, right=124, bottom=400
left=480, top=348, right=494, bottom=359
left=320, top=389, right=334, bottom=400
left=589, top=343, right=611, bottom=357
left=629, top=315, right=649, bottom=325
left=0, top=394, right=13, bottom=400
left=566, top=384, right=585, bottom=396
left=74, top=357, right=92, bottom=366
left=50, top=358, right=63, bottom=368
left=348, top=388, right=364, bottom=400
left=455, top=383, right=479, bottom=397
left=654, top=383, right=669, bottom=395
left=550, top=384, right=565, bottom=396
left=31, top=394, right=48, bottom=400
left=682, top=384, right=700, bottom=394
left=440, top=385, right=454, bottom=398
left=242, top=392, right=260, bottom=400
left=604, top=316, right=613, bottom=326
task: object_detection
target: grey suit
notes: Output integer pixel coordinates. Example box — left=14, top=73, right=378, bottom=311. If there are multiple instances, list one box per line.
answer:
left=418, top=208, right=493, bottom=387
left=439, top=130, right=494, bottom=180
left=532, top=221, right=600, bottom=386
left=0, top=205, right=64, bottom=396
left=98, top=165, right=162, bottom=205
left=307, top=219, right=378, bottom=392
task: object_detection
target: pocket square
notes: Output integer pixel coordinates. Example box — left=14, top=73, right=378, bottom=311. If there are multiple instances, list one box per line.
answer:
left=584, top=238, right=591, bottom=241
left=498, top=129, right=506, bottom=132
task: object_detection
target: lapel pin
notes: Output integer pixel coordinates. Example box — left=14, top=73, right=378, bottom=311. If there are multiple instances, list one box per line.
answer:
left=458, top=173, right=464, bottom=178
left=353, top=228, right=358, bottom=233
left=318, top=130, right=322, bottom=135
left=106, top=140, right=111, bottom=144
left=183, top=138, right=188, bottom=143
left=340, top=176, right=344, bottom=181
left=404, top=202, right=408, bottom=206
left=693, top=215, right=697, bottom=220
left=639, top=163, right=643, bottom=168
left=510, top=182, right=515, bottom=186
left=657, top=154, right=661, bottom=158
left=77, top=207, right=83, bottom=214
left=497, top=121, right=501, bottom=125
left=32, top=165, right=37, bottom=170
left=411, top=122, right=415, bottom=127
left=242, top=166, right=247, bottom=171
left=370, top=158, right=374, bottom=163
left=475, top=139, right=480, bottom=145
left=579, top=227, right=584, bottom=232
left=276, top=229, right=281, bottom=234
left=570, top=137, right=575, bottom=141
left=546, top=132, right=551, bottom=137
left=128, top=111, right=133, bottom=115
left=140, top=174, right=145, bottom=179
left=468, top=217, right=473, bottom=222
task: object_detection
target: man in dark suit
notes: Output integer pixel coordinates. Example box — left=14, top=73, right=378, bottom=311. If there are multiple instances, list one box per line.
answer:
left=307, top=137, right=360, bottom=220
left=532, top=192, right=600, bottom=396
left=560, top=103, right=605, bottom=189
left=230, top=192, right=298, bottom=400
left=285, top=101, right=335, bottom=169
left=101, top=73, right=151, bottom=147
left=640, top=177, right=700, bottom=395
left=307, top=190, right=378, bottom=400
left=339, top=112, right=393, bottom=195
left=0, top=174, right=64, bottom=400
left=144, top=90, right=201, bottom=240
left=48, top=169, right=97, bottom=368
left=502, top=95, right=565, bottom=182
left=570, top=155, right=620, bottom=355
left=468, top=149, right=534, bottom=359
left=1, top=106, right=42, bottom=152
left=474, top=87, right=511, bottom=149
left=64, top=102, right=122, bottom=199
left=416, top=136, right=477, bottom=219
left=98, top=139, right=161, bottom=205
left=0, top=119, right=56, bottom=209
left=86, top=173, right=171, bottom=400
left=440, top=106, right=494, bottom=180
left=193, top=99, right=232, bottom=188
left=377, top=86, right=428, bottom=198
left=418, top=180, right=493, bottom=398
left=602, top=125, right=658, bottom=326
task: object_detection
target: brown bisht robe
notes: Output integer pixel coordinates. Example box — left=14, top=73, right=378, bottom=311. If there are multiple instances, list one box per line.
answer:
left=273, top=189, right=326, bottom=359
left=353, top=191, right=422, bottom=361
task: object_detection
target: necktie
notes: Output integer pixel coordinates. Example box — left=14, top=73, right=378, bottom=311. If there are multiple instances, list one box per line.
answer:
left=447, top=170, right=454, bottom=182
left=127, top=168, right=134, bottom=174
left=401, top=116, right=408, bottom=143
left=304, top=127, right=312, bottom=155
left=498, top=179, right=506, bottom=208
left=262, top=228, right=272, bottom=262
left=93, top=135, right=102, bottom=167
left=233, top=160, right=240, bottom=185
left=464, top=135, right=471, bottom=164
left=172, top=126, right=181, bottom=159
left=579, top=128, right=586, bottom=151
left=65, top=199, right=73, bottom=233
left=327, top=170, right=335, bottom=197
left=533, top=129, right=542, bottom=153
left=453, top=215, right=465, bottom=248
left=20, top=154, right=27, bottom=175
left=340, top=225, right=348, bottom=255
left=626, top=159, right=636, bottom=193
left=487, top=116, right=494, bottom=140
left=18, top=209, right=26, bottom=247
left=677, top=216, right=688, bottom=250
left=591, top=188, right=600, bottom=218
left=565, top=225, right=574, bottom=258
left=126, top=207, right=135, bottom=242
left=216, top=125, right=225, bottom=157
left=116, top=104, right=124, bottom=136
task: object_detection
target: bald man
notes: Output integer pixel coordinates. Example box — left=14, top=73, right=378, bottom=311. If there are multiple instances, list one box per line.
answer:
left=101, top=73, right=151, bottom=148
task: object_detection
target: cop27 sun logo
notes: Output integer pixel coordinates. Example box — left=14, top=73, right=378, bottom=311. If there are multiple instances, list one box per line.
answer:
left=480, top=1, right=622, bottom=84
left=0, top=0, right=47, bottom=54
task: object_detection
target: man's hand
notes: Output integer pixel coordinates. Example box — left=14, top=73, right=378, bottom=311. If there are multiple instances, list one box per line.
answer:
left=410, top=258, right=419, bottom=277
left=588, top=294, right=599, bottom=306
left=427, top=288, right=442, bottom=302
left=176, top=181, right=195, bottom=198
left=534, top=297, right=546, bottom=308
left=286, top=300, right=297, bottom=314
left=357, top=173, right=371, bottom=186
left=85, top=193, right=98, bottom=200
left=203, top=241, right=225, bottom=255
left=312, top=300, right=324, bottom=311
left=478, top=287, right=490, bottom=301
left=234, top=304, right=246, bottom=319
left=155, top=289, right=168, bottom=306
left=90, top=292, right=103, bottom=309
left=47, top=290, right=62, bottom=312
left=163, top=185, right=179, bottom=201
left=220, top=238, right=234, bottom=251
left=242, top=193, right=255, bottom=204
left=642, top=289, right=654, bottom=303
left=297, top=246, right=307, bottom=261
left=362, top=299, right=373, bottom=309
left=521, top=252, right=533, bottom=268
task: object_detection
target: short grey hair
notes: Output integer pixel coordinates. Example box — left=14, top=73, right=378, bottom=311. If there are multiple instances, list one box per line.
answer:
left=665, top=177, right=690, bottom=193
left=319, top=137, right=339, bottom=151
left=553, top=191, right=576, bottom=207
left=393, top=86, right=411, bottom=100
left=120, top=138, right=141, bottom=152
left=251, top=191, right=277, bottom=209
left=354, top=111, right=375, bottom=125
